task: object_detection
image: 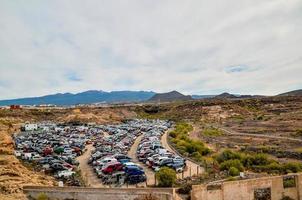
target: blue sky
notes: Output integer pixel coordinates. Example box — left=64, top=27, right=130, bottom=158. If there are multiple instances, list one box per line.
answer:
left=0, top=0, right=301, bottom=99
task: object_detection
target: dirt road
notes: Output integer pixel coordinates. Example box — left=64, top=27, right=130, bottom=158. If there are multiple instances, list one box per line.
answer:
left=78, top=133, right=150, bottom=188
left=128, top=135, right=155, bottom=186
left=161, top=131, right=204, bottom=178
left=76, top=144, right=104, bottom=187
left=215, top=125, right=302, bottom=142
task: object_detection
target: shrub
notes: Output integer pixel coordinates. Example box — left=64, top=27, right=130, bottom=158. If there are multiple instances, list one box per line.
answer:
left=178, top=183, right=193, bottom=194
left=228, top=167, right=240, bottom=176
left=169, top=131, right=177, bottom=138
left=156, top=167, right=177, bottom=187
left=251, top=153, right=271, bottom=166
left=281, top=196, right=295, bottom=200
left=170, top=122, right=210, bottom=161
left=295, top=129, right=302, bottom=137
left=283, top=178, right=296, bottom=188
left=36, top=193, right=48, bottom=200
left=216, top=150, right=242, bottom=163
left=282, top=162, right=302, bottom=173
left=202, top=128, right=223, bottom=137
left=220, top=159, right=244, bottom=171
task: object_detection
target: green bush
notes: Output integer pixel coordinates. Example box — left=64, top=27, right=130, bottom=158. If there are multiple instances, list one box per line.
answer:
left=216, top=150, right=242, bottom=163
left=156, top=167, right=177, bottom=187
left=191, top=152, right=204, bottom=162
left=36, top=193, right=48, bottom=200
left=283, top=178, right=296, bottom=188
left=169, top=122, right=210, bottom=161
left=220, top=159, right=244, bottom=171
left=282, top=162, right=302, bottom=173
left=215, top=149, right=302, bottom=175
left=202, top=128, right=223, bottom=136
left=228, top=167, right=240, bottom=176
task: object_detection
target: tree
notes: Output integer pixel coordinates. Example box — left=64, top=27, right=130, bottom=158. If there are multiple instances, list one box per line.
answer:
left=155, top=167, right=177, bottom=187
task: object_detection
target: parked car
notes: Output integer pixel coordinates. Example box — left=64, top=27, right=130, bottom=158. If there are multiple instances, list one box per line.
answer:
left=102, top=162, right=123, bottom=174
left=57, top=170, right=76, bottom=178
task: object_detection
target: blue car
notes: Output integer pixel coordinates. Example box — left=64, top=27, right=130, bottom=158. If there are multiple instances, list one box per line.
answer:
left=124, top=165, right=145, bottom=176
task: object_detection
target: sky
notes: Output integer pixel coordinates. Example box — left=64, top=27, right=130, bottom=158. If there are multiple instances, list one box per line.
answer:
left=0, top=0, right=302, bottom=99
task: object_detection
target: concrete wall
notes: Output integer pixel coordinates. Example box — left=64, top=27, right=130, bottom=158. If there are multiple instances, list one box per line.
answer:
left=24, top=186, right=175, bottom=200
left=191, top=173, right=302, bottom=200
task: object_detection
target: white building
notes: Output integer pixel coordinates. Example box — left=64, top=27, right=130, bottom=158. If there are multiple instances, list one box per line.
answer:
left=22, top=123, right=38, bottom=131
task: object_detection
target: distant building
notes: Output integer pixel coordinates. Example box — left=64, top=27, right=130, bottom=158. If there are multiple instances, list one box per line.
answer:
left=21, top=123, right=38, bottom=131
left=10, top=105, right=21, bottom=109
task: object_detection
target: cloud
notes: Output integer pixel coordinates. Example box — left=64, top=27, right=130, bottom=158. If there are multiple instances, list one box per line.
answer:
left=65, top=71, right=82, bottom=82
left=0, top=0, right=301, bottom=99
left=225, top=66, right=250, bottom=73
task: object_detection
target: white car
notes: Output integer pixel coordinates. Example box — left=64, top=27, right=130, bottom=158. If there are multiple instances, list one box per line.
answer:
left=57, top=170, right=75, bottom=178
left=14, top=150, right=22, bottom=157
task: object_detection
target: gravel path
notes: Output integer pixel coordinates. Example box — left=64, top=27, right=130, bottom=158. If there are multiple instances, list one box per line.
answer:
left=76, top=144, right=104, bottom=187
left=78, top=132, right=149, bottom=188
left=215, top=125, right=302, bottom=142
left=128, top=135, right=155, bottom=186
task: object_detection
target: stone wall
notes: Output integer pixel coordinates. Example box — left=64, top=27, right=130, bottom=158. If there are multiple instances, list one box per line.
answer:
left=24, top=186, right=175, bottom=200
left=191, top=173, right=302, bottom=200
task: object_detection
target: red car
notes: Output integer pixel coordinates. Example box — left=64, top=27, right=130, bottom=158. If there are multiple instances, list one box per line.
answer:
left=101, top=162, right=123, bottom=174
left=43, top=147, right=53, bottom=156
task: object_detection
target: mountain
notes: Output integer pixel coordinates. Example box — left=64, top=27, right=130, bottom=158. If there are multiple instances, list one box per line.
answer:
left=148, top=91, right=193, bottom=102
left=214, top=92, right=238, bottom=99
left=192, top=95, right=216, bottom=99
left=0, top=90, right=156, bottom=106
left=277, top=89, right=302, bottom=96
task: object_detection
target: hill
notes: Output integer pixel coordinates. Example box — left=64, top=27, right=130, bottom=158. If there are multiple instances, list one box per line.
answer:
left=0, top=90, right=155, bottom=106
left=214, top=92, right=238, bottom=99
left=192, top=95, right=216, bottom=99
left=148, top=91, right=193, bottom=102
left=278, top=89, right=302, bottom=96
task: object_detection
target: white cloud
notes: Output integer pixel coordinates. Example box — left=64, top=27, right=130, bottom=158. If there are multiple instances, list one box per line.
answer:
left=0, top=0, right=301, bottom=99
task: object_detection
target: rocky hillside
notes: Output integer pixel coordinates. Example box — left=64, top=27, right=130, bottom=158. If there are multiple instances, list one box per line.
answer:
left=214, top=92, right=238, bottom=99
left=148, top=91, right=193, bottom=102
left=278, top=89, right=302, bottom=96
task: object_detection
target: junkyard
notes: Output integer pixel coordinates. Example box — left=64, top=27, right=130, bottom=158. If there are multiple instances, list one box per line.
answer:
left=13, top=119, right=193, bottom=187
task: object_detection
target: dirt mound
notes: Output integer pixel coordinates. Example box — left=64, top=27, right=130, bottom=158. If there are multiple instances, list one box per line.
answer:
left=0, top=155, right=56, bottom=200
left=58, top=107, right=136, bottom=124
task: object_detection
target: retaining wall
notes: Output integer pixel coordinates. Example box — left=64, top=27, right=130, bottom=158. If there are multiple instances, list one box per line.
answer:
left=191, top=173, right=302, bottom=200
left=24, top=186, right=175, bottom=200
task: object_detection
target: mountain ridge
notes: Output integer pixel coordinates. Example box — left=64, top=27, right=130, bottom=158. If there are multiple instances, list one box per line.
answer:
left=0, top=90, right=156, bottom=106
left=278, top=89, right=302, bottom=96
